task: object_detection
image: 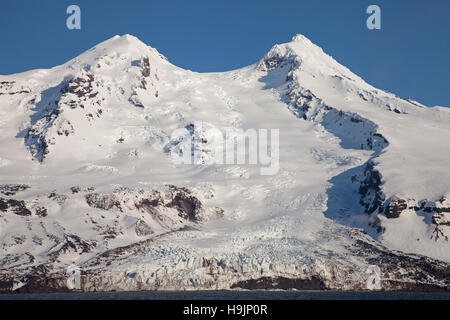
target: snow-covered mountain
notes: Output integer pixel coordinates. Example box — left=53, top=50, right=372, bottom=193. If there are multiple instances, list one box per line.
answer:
left=0, top=34, right=449, bottom=292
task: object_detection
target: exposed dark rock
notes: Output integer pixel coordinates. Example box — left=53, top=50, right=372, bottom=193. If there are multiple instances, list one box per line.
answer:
left=167, top=194, right=202, bottom=222
left=358, top=162, right=384, bottom=214
left=432, top=212, right=450, bottom=226
left=68, top=73, right=96, bottom=98
left=35, top=207, right=47, bottom=217
left=430, top=225, right=448, bottom=242
left=407, top=196, right=450, bottom=238
left=135, top=219, right=154, bottom=236
left=258, top=51, right=284, bottom=71
left=373, top=132, right=389, bottom=144
left=70, top=186, right=81, bottom=194
left=135, top=197, right=162, bottom=213
left=290, top=90, right=314, bottom=120
left=0, top=80, right=30, bottom=96
left=231, top=276, right=326, bottom=290
left=382, top=280, right=449, bottom=292
left=139, top=79, right=147, bottom=89
left=0, top=198, right=32, bottom=216
left=56, top=120, right=74, bottom=136
left=86, top=193, right=123, bottom=212
left=0, top=264, right=71, bottom=293
left=49, top=234, right=97, bottom=259
left=213, top=207, right=225, bottom=219
left=23, top=71, right=104, bottom=162
left=141, top=57, right=150, bottom=77
left=129, top=93, right=144, bottom=108
left=25, top=110, right=59, bottom=162
left=358, top=92, right=369, bottom=101
left=165, top=185, right=203, bottom=222
left=384, top=196, right=408, bottom=219
left=352, top=236, right=450, bottom=291
left=48, top=192, right=68, bottom=204
left=0, top=184, right=30, bottom=196
left=86, top=186, right=207, bottom=225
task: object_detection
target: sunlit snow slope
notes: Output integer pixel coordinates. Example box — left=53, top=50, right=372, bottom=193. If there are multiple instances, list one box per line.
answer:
left=0, top=34, right=449, bottom=292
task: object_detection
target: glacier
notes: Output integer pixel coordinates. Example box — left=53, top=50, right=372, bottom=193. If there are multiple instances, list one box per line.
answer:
left=0, top=34, right=449, bottom=292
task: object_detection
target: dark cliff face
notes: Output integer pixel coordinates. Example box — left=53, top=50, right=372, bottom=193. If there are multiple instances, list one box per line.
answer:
left=0, top=198, right=32, bottom=216
left=2, top=228, right=450, bottom=293
left=0, top=184, right=30, bottom=196
left=23, top=71, right=104, bottom=162
left=380, top=195, right=450, bottom=239
left=384, top=197, right=407, bottom=219
left=85, top=185, right=209, bottom=224
left=358, top=161, right=384, bottom=215
left=353, top=161, right=449, bottom=244
left=0, top=184, right=224, bottom=289
left=257, top=38, right=448, bottom=249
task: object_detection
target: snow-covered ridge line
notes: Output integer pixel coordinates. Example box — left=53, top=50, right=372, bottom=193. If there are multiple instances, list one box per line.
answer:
left=256, top=34, right=450, bottom=259
left=0, top=33, right=449, bottom=292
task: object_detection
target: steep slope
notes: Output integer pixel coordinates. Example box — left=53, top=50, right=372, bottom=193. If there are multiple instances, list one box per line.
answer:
left=257, top=34, right=450, bottom=260
left=0, top=34, right=449, bottom=292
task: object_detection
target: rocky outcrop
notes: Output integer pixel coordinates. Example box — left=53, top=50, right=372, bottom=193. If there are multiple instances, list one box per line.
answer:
left=0, top=198, right=32, bottom=216
left=0, top=183, right=225, bottom=293
left=86, top=193, right=124, bottom=212
left=231, top=276, right=326, bottom=290
left=257, top=45, right=289, bottom=71
left=0, top=197, right=49, bottom=218
left=1, top=229, right=449, bottom=293
left=48, top=234, right=97, bottom=259
left=262, top=44, right=389, bottom=153
left=384, top=196, right=408, bottom=219
left=129, top=93, right=144, bottom=108
left=288, top=89, right=317, bottom=120
left=351, top=236, right=450, bottom=292
left=432, top=212, right=450, bottom=226
left=383, top=195, right=449, bottom=229
left=0, top=184, right=29, bottom=196
left=48, top=192, right=69, bottom=205
left=356, top=166, right=449, bottom=238
left=25, top=108, right=60, bottom=162
left=165, top=186, right=204, bottom=222
left=129, top=56, right=158, bottom=106
left=135, top=219, right=153, bottom=237
left=357, top=161, right=384, bottom=215
left=357, top=183, right=449, bottom=241
left=86, top=185, right=209, bottom=225
left=0, top=81, right=30, bottom=96
left=141, top=57, right=151, bottom=78
left=24, top=71, right=104, bottom=162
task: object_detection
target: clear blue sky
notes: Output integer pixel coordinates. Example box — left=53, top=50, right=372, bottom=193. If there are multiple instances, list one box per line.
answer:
left=1, top=0, right=449, bottom=107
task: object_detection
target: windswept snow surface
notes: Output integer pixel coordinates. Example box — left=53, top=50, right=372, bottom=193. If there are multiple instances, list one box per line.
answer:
left=0, top=34, right=449, bottom=291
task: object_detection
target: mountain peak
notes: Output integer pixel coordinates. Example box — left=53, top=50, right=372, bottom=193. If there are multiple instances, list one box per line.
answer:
left=63, top=34, right=169, bottom=71
left=93, top=34, right=152, bottom=54
left=109, top=34, right=147, bottom=46
left=258, top=33, right=365, bottom=87
left=290, top=34, right=313, bottom=45
left=257, top=34, right=330, bottom=72
left=1, top=32, right=450, bottom=292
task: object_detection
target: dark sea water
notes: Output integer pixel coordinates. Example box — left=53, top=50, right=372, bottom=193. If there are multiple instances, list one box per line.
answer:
left=0, top=290, right=449, bottom=300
